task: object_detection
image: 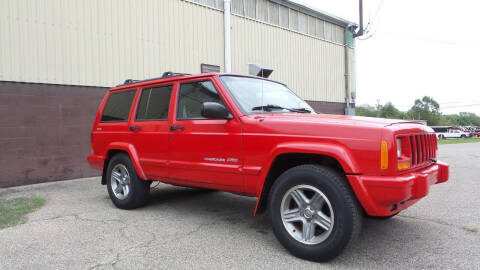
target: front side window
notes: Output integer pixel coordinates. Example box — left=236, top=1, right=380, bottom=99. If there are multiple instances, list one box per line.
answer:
left=101, top=90, right=136, bottom=122
left=219, top=76, right=313, bottom=114
left=177, top=80, right=225, bottom=120
left=136, top=85, right=173, bottom=121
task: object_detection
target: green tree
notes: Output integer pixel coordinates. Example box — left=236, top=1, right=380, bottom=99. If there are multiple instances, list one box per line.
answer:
left=408, top=96, right=441, bottom=125
left=355, top=105, right=377, bottom=117
left=444, top=112, right=480, bottom=126
left=378, top=102, right=402, bottom=119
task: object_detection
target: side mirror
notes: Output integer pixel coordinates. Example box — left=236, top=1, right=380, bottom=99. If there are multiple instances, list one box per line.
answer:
left=201, top=102, right=232, bottom=119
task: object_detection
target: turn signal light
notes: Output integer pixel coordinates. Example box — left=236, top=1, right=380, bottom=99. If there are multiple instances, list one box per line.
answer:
left=381, top=140, right=388, bottom=170
left=397, top=160, right=411, bottom=171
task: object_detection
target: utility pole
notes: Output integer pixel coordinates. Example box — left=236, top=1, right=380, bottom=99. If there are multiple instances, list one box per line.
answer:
left=353, top=0, right=364, bottom=38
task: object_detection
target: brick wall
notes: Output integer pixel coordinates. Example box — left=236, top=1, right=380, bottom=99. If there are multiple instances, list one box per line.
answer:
left=0, top=81, right=350, bottom=188
left=0, top=81, right=107, bottom=187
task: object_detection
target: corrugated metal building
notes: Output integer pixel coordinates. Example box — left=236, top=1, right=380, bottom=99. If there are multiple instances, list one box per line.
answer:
left=0, top=0, right=357, bottom=187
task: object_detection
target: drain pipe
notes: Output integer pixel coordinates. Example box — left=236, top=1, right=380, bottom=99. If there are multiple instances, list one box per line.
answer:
left=345, top=43, right=351, bottom=114
left=224, top=0, right=232, bottom=73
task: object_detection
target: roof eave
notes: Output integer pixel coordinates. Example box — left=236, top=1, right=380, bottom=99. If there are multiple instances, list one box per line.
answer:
left=270, top=0, right=357, bottom=28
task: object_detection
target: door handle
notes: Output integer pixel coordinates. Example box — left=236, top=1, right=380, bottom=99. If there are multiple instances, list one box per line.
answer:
left=129, top=126, right=141, bottom=131
left=169, top=125, right=184, bottom=131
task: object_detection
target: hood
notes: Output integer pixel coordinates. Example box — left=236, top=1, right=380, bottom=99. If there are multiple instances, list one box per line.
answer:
left=245, top=113, right=424, bottom=129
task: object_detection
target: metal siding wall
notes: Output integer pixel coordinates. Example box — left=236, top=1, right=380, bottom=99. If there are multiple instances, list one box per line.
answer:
left=231, top=16, right=346, bottom=103
left=0, top=0, right=225, bottom=87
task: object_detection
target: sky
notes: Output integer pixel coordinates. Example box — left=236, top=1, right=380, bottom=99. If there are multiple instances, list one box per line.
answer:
left=295, top=0, right=480, bottom=115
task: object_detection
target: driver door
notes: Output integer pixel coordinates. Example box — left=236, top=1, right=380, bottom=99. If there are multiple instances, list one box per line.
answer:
left=168, top=79, right=243, bottom=192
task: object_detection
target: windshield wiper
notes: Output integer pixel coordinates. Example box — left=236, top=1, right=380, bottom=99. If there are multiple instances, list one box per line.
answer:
left=251, top=104, right=311, bottom=113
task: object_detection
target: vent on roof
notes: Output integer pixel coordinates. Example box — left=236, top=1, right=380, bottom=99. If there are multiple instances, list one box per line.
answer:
left=201, top=64, right=221, bottom=73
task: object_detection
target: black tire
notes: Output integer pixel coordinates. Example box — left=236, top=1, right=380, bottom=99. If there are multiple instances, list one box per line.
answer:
left=106, top=153, right=151, bottom=209
left=268, top=165, right=362, bottom=262
left=460, top=135, right=466, bottom=138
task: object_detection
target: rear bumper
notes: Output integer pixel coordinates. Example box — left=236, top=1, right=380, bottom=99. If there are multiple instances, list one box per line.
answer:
left=347, top=161, right=449, bottom=216
left=87, top=154, right=104, bottom=171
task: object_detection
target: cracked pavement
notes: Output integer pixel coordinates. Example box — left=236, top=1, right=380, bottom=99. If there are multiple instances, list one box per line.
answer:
left=1, top=143, right=479, bottom=269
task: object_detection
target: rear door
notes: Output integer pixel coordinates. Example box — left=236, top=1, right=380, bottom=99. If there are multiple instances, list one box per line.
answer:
left=129, top=83, right=174, bottom=180
left=96, top=89, right=137, bottom=154
left=168, top=78, right=243, bottom=192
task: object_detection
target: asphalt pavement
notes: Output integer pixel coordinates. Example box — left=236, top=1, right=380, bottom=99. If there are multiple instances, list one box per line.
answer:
left=0, top=143, right=479, bottom=269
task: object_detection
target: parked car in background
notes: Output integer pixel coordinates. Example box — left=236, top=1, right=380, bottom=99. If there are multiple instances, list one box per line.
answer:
left=431, top=126, right=471, bottom=139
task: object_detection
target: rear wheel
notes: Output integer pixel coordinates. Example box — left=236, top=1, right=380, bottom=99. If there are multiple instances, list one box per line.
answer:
left=106, top=153, right=151, bottom=209
left=460, top=134, right=466, bottom=138
left=268, top=165, right=362, bottom=262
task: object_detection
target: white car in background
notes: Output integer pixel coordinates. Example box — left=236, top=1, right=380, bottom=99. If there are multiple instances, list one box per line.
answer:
left=436, top=129, right=471, bottom=139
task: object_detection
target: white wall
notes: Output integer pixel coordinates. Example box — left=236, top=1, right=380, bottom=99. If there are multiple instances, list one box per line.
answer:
left=0, top=0, right=351, bottom=103
left=0, top=0, right=225, bottom=87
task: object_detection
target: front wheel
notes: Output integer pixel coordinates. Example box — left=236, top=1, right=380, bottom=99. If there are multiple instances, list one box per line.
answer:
left=268, top=165, right=362, bottom=262
left=106, top=153, right=151, bottom=209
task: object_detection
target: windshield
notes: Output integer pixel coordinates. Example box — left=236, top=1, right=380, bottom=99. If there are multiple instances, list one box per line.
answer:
left=219, top=76, right=314, bottom=114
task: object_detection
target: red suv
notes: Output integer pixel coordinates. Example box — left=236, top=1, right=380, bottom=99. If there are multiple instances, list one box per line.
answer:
left=88, top=72, right=449, bottom=262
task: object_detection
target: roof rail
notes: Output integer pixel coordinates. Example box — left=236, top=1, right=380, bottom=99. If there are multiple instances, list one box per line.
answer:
left=117, top=71, right=189, bottom=87
left=161, top=71, right=188, bottom=78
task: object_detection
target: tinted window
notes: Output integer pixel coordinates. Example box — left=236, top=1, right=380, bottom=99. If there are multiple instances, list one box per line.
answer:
left=136, top=85, right=173, bottom=120
left=177, top=81, right=225, bottom=120
left=101, top=90, right=136, bottom=122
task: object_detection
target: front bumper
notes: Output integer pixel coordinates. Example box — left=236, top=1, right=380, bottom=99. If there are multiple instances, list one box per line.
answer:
left=346, top=161, right=449, bottom=216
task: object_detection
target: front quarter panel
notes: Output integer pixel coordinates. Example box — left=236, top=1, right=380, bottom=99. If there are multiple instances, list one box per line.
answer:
left=240, top=115, right=381, bottom=196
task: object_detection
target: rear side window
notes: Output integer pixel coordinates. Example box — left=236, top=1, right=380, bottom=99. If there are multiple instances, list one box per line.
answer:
left=101, top=90, right=136, bottom=122
left=136, top=85, right=173, bottom=121
left=177, top=80, right=225, bottom=120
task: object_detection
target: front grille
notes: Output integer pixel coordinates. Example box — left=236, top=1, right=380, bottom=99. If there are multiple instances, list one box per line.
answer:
left=408, top=134, right=437, bottom=167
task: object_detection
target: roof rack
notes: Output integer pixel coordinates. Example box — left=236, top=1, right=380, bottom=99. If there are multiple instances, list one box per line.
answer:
left=117, top=71, right=189, bottom=86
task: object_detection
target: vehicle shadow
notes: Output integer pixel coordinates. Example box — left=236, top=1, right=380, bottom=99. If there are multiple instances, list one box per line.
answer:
left=144, top=184, right=451, bottom=266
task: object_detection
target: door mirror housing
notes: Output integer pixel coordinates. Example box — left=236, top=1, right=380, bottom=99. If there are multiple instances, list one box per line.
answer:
left=202, top=102, right=232, bottom=119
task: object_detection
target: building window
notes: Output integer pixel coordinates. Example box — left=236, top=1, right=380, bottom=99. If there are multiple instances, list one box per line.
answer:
left=289, top=9, right=298, bottom=31
left=244, top=0, right=256, bottom=18
left=308, top=15, right=316, bottom=36
left=256, top=0, right=268, bottom=22
left=136, top=85, right=173, bottom=121
left=279, top=5, right=289, bottom=28
left=229, top=0, right=345, bottom=44
left=268, top=2, right=279, bottom=25
left=232, top=0, right=245, bottom=15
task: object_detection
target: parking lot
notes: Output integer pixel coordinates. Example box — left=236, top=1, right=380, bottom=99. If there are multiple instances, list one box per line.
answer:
left=0, top=143, right=479, bottom=270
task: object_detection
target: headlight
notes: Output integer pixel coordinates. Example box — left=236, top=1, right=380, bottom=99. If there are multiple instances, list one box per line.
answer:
left=396, top=138, right=402, bottom=158
left=396, top=136, right=411, bottom=171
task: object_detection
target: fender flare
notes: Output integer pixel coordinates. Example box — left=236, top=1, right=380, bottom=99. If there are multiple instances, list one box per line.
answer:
left=253, top=142, right=360, bottom=215
left=105, top=142, right=147, bottom=180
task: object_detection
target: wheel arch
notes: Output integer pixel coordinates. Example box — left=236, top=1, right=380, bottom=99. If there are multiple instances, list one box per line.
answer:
left=254, top=144, right=360, bottom=215
left=101, top=143, right=147, bottom=185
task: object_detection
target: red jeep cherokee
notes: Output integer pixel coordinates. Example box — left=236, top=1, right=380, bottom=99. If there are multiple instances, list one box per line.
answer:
left=88, top=72, right=449, bottom=262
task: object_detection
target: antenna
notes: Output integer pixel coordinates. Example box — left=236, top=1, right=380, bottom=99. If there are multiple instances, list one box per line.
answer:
left=261, top=69, right=265, bottom=111
left=247, top=64, right=274, bottom=112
